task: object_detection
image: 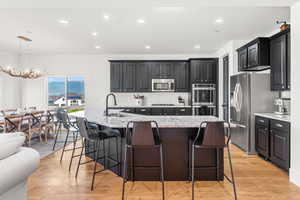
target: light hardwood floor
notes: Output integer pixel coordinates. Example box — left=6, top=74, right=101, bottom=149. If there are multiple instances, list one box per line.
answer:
left=28, top=143, right=300, bottom=200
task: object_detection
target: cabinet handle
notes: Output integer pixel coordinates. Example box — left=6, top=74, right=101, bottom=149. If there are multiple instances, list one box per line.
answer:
left=275, top=123, right=283, bottom=128
left=264, top=128, right=268, bottom=131
left=259, top=119, right=265, bottom=123
left=141, top=109, right=146, bottom=112
left=180, top=109, right=186, bottom=112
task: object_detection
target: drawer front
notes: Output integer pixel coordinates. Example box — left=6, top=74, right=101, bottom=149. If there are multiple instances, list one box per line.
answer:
left=270, top=119, right=290, bottom=132
left=122, top=108, right=136, bottom=113
left=255, top=116, right=269, bottom=127
left=176, top=108, right=192, bottom=115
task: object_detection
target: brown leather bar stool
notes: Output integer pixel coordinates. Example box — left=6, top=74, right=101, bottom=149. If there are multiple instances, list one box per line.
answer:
left=190, top=121, right=237, bottom=200
left=122, top=121, right=165, bottom=200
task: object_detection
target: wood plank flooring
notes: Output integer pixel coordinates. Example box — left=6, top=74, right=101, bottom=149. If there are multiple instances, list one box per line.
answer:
left=28, top=142, right=300, bottom=200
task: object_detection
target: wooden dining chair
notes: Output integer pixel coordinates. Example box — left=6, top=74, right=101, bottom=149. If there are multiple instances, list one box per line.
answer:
left=4, top=114, right=25, bottom=133
left=25, top=111, right=44, bottom=146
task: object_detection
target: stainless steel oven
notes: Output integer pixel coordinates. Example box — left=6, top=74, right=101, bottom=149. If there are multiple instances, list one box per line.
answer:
left=152, top=79, right=175, bottom=92
left=192, top=84, right=216, bottom=115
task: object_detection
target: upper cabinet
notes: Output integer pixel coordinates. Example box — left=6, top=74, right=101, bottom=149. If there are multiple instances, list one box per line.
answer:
left=110, top=62, right=123, bottom=92
left=136, top=62, right=151, bottom=92
left=150, top=62, right=175, bottom=79
left=190, top=58, right=218, bottom=84
left=174, top=62, right=189, bottom=92
left=237, top=38, right=270, bottom=71
left=122, top=62, right=136, bottom=92
left=270, top=29, right=290, bottom=91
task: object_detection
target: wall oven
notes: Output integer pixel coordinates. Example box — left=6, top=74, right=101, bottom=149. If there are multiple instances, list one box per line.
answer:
left=192, top=84, right=216, bottom=115
left=152, top=79, right=175, bottom=92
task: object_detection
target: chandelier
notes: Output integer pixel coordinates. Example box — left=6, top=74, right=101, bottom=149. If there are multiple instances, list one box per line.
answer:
left=0, top=35, right=45, bottom=79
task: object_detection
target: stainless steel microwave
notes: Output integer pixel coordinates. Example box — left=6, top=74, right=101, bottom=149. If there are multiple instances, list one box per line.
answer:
left=152, top=79, right=175, bottom=92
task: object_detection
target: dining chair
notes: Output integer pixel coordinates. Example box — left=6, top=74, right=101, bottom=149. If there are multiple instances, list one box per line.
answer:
left=26, top=111, right=44, bottom=146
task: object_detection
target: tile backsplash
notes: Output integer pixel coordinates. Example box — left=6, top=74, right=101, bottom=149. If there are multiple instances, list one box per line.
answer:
left=113, top=93, right=190, bottom=106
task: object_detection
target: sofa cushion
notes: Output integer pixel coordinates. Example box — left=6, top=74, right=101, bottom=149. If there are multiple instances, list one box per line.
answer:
left=0, top=132, right=25, bottom=160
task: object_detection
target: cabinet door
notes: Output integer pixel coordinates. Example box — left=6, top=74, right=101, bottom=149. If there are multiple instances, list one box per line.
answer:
left=175, top=62, right=189, bottom=92
left=270, top=34, right=287, bottom=91
left=151, top=108, right=164, bottom=115
left=135, top=108, right=151, bottom=115
left=238, top=48, right=248, bottom=71
left=247, top=43, right=259, bottom=67
left=270, top=121, right=290, bottom=170
left=122, top=62, right=136, bottom=92
left=164, top=108, right=176, bottom=115
left=190, top=60, right=202, bottom=83
left=150, top=62, right=161, bottom=78
left=287, top=32, right=291, bottom=90
left=160, top=62, right=174, bottom=78
left=255, top=121, right=269, bottom=158
left=176, top=108, right=192, bottom=115
left=110, top=62, right=123, bottom=92
left=206, top=60, right=217, bottom=84
left=136, top=62, right=151, bottom=92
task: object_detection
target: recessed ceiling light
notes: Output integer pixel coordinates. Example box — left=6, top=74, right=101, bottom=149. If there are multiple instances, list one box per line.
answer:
left=137, top=19, right=146, bottom=24
left=194, top=45, right=201, bottom=49
left=103, top=14, right=110, bottom=20
left=91, top=32, right=98, bottom=36
left=145, top=45, right=151, bottom=49
left=215, top=18, right=224, bottom=24
left=95, top=45, right=101, bottom=49
left=58, top=19, right=69, bottom=24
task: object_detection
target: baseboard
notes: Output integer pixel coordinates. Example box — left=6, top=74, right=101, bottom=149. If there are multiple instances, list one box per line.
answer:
left=290, top=168, right=300, bottom=187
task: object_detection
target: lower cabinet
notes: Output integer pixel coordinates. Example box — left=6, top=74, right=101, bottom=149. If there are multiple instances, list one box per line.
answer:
left=255, top=116, right=290, bottom=171
left=119, top=107, right=192, bottom=116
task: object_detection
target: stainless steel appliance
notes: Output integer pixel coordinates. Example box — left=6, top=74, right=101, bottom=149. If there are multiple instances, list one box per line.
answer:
left=192, top=84, right=216, bottom=115
left=230, top=73, right=276, bottom=154
left=274, top=98, right=289, bottom=115
left=152, top=79, right=175, bottom=92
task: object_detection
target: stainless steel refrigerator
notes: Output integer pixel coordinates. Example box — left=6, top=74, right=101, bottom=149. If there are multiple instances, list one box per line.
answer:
left=230, top=73, right=276, bottom=154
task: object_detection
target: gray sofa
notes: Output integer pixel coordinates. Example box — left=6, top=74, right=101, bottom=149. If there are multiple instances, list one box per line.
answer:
left=0, top=132, right=40, bottom=200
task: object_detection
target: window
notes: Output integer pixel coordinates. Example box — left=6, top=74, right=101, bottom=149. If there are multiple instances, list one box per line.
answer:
left=48, top=77, right=85, bottom=107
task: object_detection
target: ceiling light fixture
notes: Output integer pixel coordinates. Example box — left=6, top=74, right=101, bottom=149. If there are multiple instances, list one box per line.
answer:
left=58, top=19, right=69, bottom=24
left=95, top=45, right=101, bottom=49
left=194, top=45, right=201, bottom=49
left=137, top=19, right=146, bottom=24
left=145, top=45, right=151, bottom=49
left=103, top=14, right=110, bottom=20
left=91, top=32, right=98, bottom=36
left=215, top=18, right=224, bottom=24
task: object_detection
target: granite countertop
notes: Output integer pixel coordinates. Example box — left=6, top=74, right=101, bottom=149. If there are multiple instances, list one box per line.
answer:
left=254, top=113, right=290, bottom=123
left=108, top=105, right=192, bottom=108
left=70, top=109, right=222, bottom=128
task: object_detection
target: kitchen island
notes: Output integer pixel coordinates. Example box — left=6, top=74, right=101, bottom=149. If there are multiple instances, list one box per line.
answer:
left=72, top=110, right=225, bottom=181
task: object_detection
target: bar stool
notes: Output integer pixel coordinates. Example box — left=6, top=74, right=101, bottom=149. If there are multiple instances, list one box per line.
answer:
left=74, top=117, right=121, bottom=191
left=122, top=121, right=165, bottom=200
left=52, top=108, right=66, bottom=150
left=190, top=121, right=237, bottom=200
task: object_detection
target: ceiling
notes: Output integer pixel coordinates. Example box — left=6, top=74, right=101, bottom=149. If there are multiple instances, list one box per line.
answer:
left=0, top=5, right=291, bottom=54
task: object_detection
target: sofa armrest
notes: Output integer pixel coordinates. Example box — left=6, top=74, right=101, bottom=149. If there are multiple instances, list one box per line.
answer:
left=0, top=147, right=40, bottom=195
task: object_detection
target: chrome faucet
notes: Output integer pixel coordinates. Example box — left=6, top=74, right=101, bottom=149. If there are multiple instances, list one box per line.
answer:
left=105, top=93, right=117, bottom=116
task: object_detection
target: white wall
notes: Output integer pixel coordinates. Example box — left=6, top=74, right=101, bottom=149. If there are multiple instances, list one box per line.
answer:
left=0, top=52, right=21, bottom=109
left=20, top=54, right=215, bottom=113
left=290, top=0, right=300, bottom=187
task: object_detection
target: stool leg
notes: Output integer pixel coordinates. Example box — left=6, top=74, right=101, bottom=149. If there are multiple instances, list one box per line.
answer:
left=122, top=145, right=128, bottom=200
left=91, top=140, right=100, bottom=191
left=60, top=128, right=70, bottom=163
left=52, top=122, right=61, bottom=151
left=227, top=146, right=237, bottom=200
left=192, top=145, right=195, bottom=200
left=69, top=131, right=79, bottom=171
left=131, top=147, right=134, bottom=182
left=116, top=137, right=120, bottom=176
left=160, top=144, right=165, bottom=200
left=75, top=139, right=85, bottom=178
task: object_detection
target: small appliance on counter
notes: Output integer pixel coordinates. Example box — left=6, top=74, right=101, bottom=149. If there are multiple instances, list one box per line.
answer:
left=274, top=98, right=290, bottom=115
left=177, top=96, right=185, bottom=106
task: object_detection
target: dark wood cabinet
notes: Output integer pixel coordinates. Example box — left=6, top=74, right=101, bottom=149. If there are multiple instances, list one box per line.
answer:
left=150, top=62, right=174, bottom=79
left=255, top=117, right=269, bottom=158
left=255, top=117, right=290, bottom=171
left=287, top=32, right=291, bottom=90
left=122, top=62, right=136, bottom=92
left=175, top=107, right=192, bottom=115
left=270, top=119, right=290, bottom=170
left=136, top=62, right=151, bottom=92
left=110, top=62, right=123, bottom=92
left=237, top=38, right=270, bottom=71
left=270, top=29, right=290, bottom=91
left=190, top=58, right=218, bottom=84
left=175, top=62, right=189, bottom=92
left=135, top=108, right=151, bottom=115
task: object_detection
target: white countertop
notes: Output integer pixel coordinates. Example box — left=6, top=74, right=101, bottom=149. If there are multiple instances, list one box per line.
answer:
left=254, top=113, right=290, bottom=123
left=70, top=109, right=222, bottom=128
